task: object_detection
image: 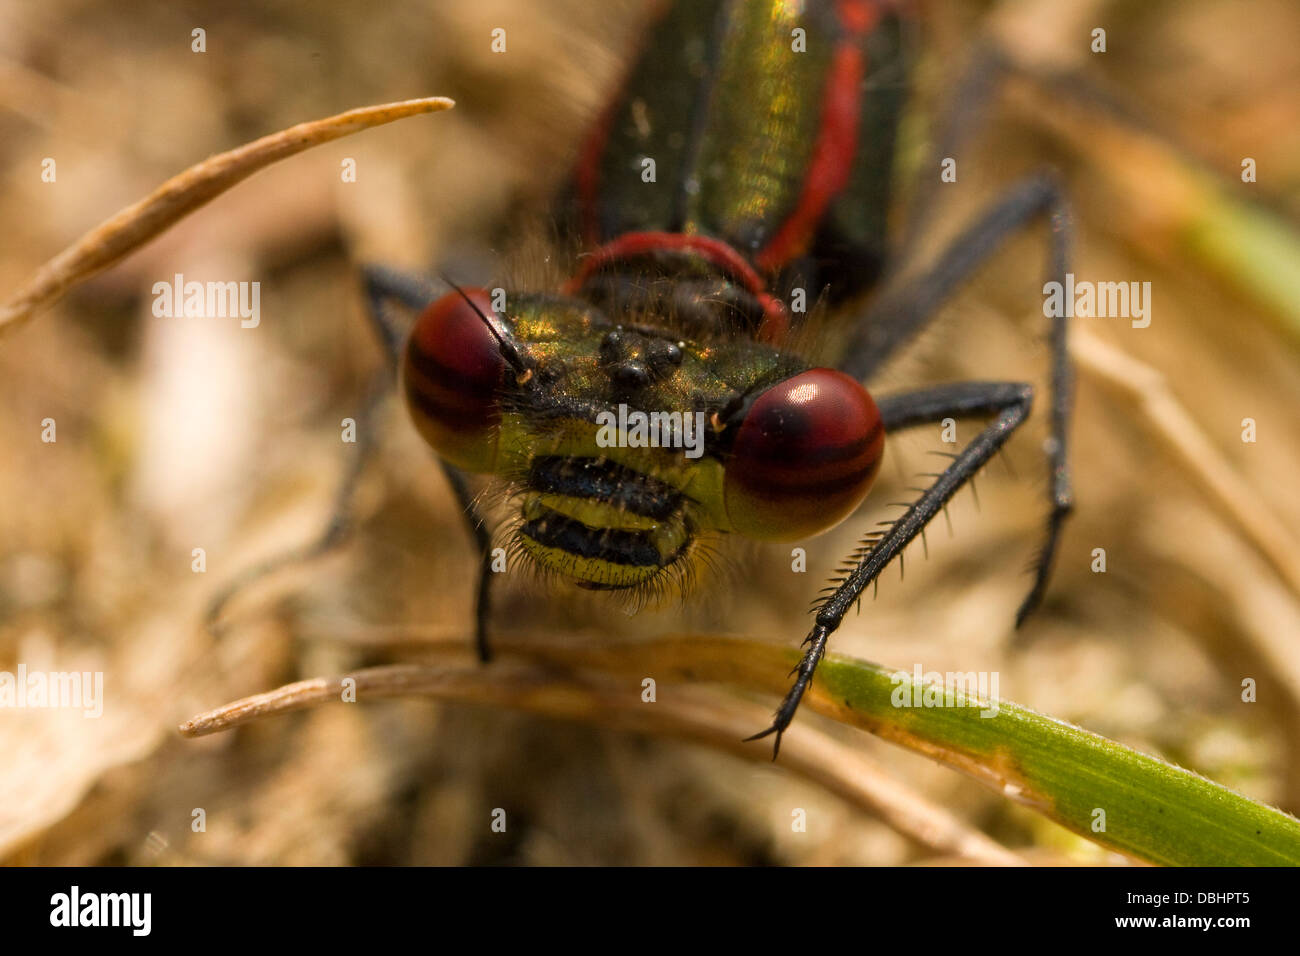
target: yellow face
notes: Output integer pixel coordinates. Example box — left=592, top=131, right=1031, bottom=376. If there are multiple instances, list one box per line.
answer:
left=403, top=288, right=884, bottom=593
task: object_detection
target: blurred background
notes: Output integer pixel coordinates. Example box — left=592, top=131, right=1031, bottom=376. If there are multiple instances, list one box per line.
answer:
left=1, top=0, right=1298, bottom=864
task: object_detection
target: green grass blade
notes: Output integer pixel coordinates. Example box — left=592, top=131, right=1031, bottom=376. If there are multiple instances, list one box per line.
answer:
left=477, top=635, right=1300, bottom=865
left=809, top=653, right=1300, bottom=866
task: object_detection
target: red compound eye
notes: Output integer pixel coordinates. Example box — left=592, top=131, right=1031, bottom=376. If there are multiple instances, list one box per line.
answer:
left=723, top=368, right=884, bottom=540
left=402, top=288, right=506, bottom=473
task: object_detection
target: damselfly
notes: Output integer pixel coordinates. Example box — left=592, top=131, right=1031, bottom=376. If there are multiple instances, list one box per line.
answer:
left=0, top=0, right=1076, bottom=758
left=6, top=0, right=1300, bottom=869
left=351, top=0, right=1074, bottom=754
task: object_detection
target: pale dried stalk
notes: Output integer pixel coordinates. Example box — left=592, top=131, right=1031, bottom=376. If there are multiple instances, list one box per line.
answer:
left=180, top=659, right=1023, bottom=866
left=1072, top=327, right=1300, bottom=603
left=0, top=96, right=454, bottom=336
left=1073, top=328, right=1300, bottom=708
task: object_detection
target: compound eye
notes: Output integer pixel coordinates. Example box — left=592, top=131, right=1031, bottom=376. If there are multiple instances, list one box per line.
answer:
left=402, top=287, right=506, bottom=473
left=723, top=369, right=884, bottom=540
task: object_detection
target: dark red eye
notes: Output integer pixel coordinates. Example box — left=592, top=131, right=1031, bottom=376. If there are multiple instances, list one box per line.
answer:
left=723, top=368, right=884, bottom=540
left=402, top=287, right=506, bottom=473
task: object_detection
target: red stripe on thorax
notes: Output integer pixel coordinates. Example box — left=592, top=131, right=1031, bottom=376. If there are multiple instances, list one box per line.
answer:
left=754, top=0, right=880, bottom=273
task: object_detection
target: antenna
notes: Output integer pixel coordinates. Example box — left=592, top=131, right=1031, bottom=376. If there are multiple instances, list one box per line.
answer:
left=440, top=273, right=529, bottom=374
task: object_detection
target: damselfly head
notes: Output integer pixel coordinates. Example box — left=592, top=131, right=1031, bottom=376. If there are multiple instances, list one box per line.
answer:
left=402, top=287, right=884, bottom=595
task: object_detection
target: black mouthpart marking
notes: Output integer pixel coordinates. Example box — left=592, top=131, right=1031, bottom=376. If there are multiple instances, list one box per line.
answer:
left=528, top=456, right=683, bottom=521
left=521, top=511, right=682, bottom=572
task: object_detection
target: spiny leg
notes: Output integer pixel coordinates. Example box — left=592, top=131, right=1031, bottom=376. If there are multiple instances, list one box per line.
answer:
left=842, top=27, right=1076, bottom=620
left=747, top=381, right=1034, bottom=756
left=840, top=174, right=1073, bottom=625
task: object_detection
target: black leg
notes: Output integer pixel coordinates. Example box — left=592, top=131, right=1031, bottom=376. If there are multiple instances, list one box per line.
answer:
left=841, top=173, right=1074, bottom=626
left=438, top=461, right=496, bottom=664
left=362, top=263, right=497, bottom=663
left=840, top=173, right=1069, bottom=381
left=748, top=381, right=1039, bottom=756
left=835, top=28, right=1076, bottom=625
left=832, top=29, right=1076, bottom=647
